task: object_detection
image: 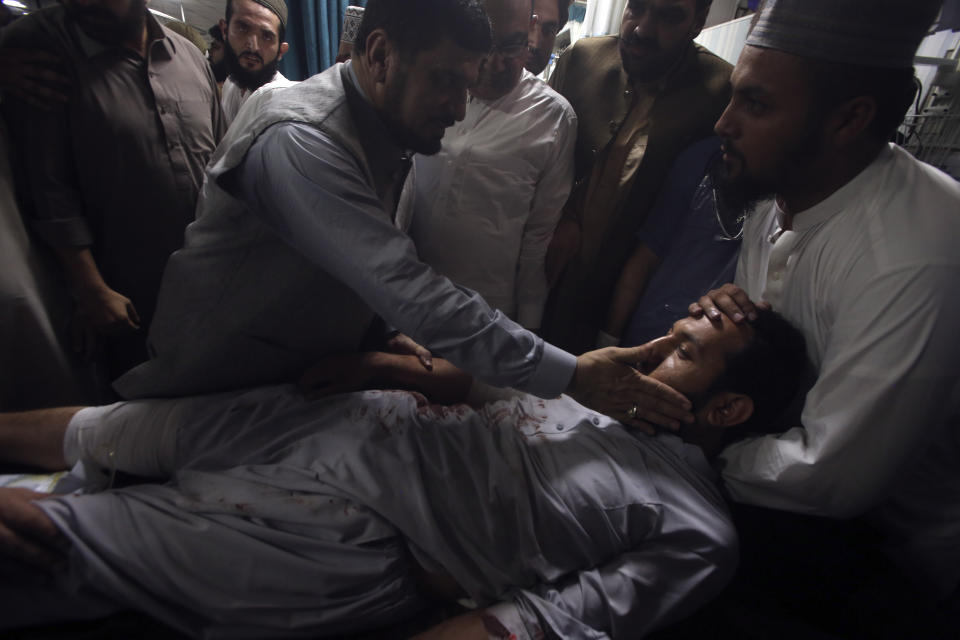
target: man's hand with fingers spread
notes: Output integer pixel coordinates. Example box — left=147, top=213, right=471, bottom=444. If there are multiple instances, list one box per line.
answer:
left=0, top=488, right=66, bottom=573
left=566, top=344, right=694, bottom=435
left=689, top=283, right=770, bottom=324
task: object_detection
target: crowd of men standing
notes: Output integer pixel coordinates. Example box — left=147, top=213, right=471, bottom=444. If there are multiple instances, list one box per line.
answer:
left=0, top=0, right=958, bottom=637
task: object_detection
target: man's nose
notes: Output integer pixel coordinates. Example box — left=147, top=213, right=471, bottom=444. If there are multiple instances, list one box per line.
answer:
left=714, top=102, right=736, bottom=139
left=633, top=9, right=657, bottom=39
left=639, top=335, right=677, bottom=373
left=528, top=24, right=542, bottom=51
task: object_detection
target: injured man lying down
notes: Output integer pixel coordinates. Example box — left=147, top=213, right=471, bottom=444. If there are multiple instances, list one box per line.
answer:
left=0, top=310, right=807, bottom=639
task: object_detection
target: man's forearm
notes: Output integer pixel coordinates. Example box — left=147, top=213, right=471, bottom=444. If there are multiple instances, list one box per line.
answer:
left=54, top=246, right=108, bottom=297
left=604, top=244, right=660, bottom=338
left=0, top=407, right=83, bottom=470
left=370, top=353, right=474, bottom=405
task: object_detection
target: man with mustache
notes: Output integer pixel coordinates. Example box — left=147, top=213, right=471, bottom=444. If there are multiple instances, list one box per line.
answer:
left=410, top=0, right=576, bottom=332
left=688, top=0, right=960, bottom=632
left=0, top=0, right=224, bottom=387
left=524, top=0, right=572, bottom=76
left=0, top=309, right=808, bottom=638
left=218, top=0, right=294, bottom=128
left=115, top=0, right=694, bottom=437
left=539, top=0, right=732, bottom=356
left=206, top=23, right=228, bottom=87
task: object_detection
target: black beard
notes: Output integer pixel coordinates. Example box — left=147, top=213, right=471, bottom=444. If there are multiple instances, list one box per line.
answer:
left=381, top=63, right=452, bottom=155
left=210, top=58, right=229, bottom=84
left=224, top=42, right=280, bottom=91
left=710, top=151, right=773, bottom=224
left=65, top=0, right=146, bottom=47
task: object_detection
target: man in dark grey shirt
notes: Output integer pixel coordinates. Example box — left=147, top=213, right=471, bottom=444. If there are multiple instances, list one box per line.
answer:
left=0, top=0, right=225, bottom=382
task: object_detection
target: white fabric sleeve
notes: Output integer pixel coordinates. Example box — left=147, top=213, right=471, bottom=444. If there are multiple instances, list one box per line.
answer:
left=63, top=401, right=180, bottom=477
left=722, top=264, right=960, bottom=517
left=233, top=123, right=577, bottom=398
left=515, top=105, right=576, bottom=329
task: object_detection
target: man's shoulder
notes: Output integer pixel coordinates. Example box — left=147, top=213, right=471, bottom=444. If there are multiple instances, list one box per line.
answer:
left=553, top=35, right=621, bottom=77
left=680, top=44, right=734, bottom=94
left=158, top=23, right=211, bottom=68
left=691, top=43, right=734, bottom=74
left=563, top=34, right=621, bottom=62
left=248, top=66, right=346, bottom=120
left=889, top=144, right=960, bottom=202
left=517, top=71, right=577, bottom=124
left=550, top=36, right=624, bottom=103
left=213, top=66, right=353, bottom=172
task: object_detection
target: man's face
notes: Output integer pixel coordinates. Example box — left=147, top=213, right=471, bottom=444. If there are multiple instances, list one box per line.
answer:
left=221, top=0, right=288, bottom=91
left=714, top=45, right=824, bottom=206
left=208, top=38, right=225, bottom=65
left=62, top=0, right=146, bottom=46
left=208, top=39, right=228, bottom=83
left=472, top=0, right=533, bottom=100
left=619, top=0, right=705, bottom=83
left=642, top=314, right=753, bottom=404
left=526, top=0, right=561, bottom=75
left=381, top=38, right=485, bottom=155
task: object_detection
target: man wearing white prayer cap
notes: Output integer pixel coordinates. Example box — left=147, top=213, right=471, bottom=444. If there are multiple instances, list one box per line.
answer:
left=686, top=0, right=960, bottom=635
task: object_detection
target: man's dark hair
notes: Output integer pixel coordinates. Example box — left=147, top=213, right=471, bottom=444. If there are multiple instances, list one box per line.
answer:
left=802, top=59, right=917, bottom=143
left=354, top=0, right=492, bottom=59
left=707, top=308, right=811, bottom=448
left=208, top=23, right=224, bottom=43
left=224, top=0, right=286, bottom=45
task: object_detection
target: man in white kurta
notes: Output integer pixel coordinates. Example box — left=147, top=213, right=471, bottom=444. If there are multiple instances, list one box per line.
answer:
left=218, top=0, right=294, bottom=128
left=698, top=0, right=960, bottom=600
left=722, top=143, right=960, bottom=596
left=411, top=69, right=575, bottom=329
left=410, top=0, right=575, bottom=330
left=220, top=69, right=295, bottom=127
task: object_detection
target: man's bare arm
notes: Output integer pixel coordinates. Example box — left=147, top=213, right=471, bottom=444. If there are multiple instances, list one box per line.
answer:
left=299, top=352, right=472, bottom=405
left=603, top=243, right=662, bottom=342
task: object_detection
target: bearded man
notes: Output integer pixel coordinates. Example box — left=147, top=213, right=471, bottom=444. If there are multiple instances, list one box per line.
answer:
left=687, top=0, right=960, bottom=633
left=115, top=0, right=695, bottom=437
left=218, top=0, right=294, bottom=127
left=540, top=0, right=732, bottom=355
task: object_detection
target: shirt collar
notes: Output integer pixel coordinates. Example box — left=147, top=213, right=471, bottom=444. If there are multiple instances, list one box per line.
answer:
left=341, top=60, right=412, bottom=191
left=778, top=144, right=895, bottom=232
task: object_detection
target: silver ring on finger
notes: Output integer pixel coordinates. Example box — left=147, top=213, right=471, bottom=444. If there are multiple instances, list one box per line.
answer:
left=627, top=404, right=639, bottom=419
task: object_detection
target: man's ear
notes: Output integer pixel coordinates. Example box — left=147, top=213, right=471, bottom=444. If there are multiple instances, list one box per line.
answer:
left=278, top=41, right=289, bottom=60
left=219, top=18, right=228, bottom=40
left=704, top=392, right=754, bottom=428
left=361, top=28, right=391, bottom=84
left=828, top=95, right=878, bottom=147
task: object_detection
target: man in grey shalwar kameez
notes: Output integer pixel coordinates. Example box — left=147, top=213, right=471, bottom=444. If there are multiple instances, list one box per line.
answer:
left=0, top=311, right=808, bottom=639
